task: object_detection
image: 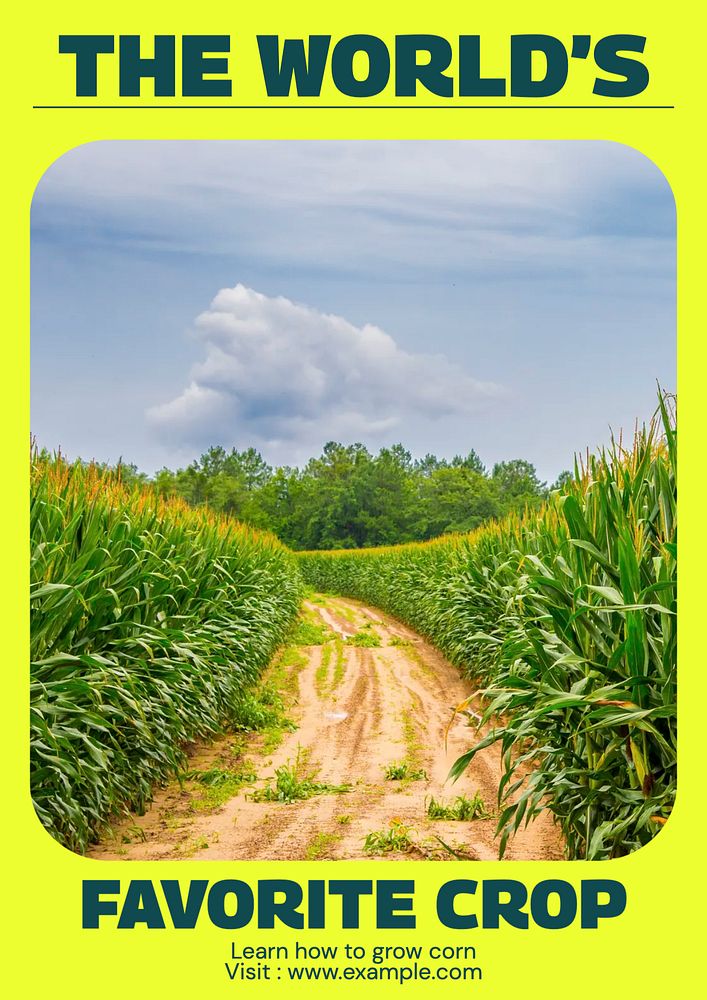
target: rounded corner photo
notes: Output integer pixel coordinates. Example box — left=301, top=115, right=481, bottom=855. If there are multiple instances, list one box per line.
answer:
left=30, top=139, right=676, bottom=862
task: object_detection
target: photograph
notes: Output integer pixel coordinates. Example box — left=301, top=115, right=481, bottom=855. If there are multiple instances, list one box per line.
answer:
left=30, top=139, right=676, bottom=863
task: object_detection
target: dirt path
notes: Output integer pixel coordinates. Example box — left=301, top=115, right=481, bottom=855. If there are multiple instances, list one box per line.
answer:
left=89, top=596, right=563, bottom=862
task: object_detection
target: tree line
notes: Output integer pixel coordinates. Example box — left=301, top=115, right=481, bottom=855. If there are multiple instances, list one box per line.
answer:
left=108, top=442, right=569, bottom=551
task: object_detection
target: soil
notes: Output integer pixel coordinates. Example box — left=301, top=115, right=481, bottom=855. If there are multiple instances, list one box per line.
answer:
left=88, top=596, right=564, bottom=862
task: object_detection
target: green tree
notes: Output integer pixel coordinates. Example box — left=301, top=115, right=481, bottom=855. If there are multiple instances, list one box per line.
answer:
left=416, top=466, right=501, bottom=538
left=91, top=439, right=556, bottom=550
left=550, top=469, right=573, bottom=492
left=451, top=449, right=487, bottom=475
left=492, top=459, right=546, bottom=513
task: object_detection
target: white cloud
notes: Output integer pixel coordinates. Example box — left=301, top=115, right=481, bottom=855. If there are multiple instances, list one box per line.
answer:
left=147, top=284, right=501, bottom=455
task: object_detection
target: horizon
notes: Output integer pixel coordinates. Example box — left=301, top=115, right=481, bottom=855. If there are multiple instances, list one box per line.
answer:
left=30, top=410, right=664, bottom=485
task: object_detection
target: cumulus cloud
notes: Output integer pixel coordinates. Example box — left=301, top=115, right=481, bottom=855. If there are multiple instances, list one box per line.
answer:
left=147, top=284, right=500, bottom=454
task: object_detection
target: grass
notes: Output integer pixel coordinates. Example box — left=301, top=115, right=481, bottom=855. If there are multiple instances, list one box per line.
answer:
left=346, top=630, right=381, bottom=647
left=331, top=637, right=346, bottom=690
left=426, top=793, right=491, bottom=821
left=425, top=836, right=478, bottom=861
left=305, top=831, right=342, bottom=859
left=363, top=821, right=476, bottom=860
left=231, top=684, right=287, bottom=731
left=331, top=601, right=357, bottom=624
left=250, top=750, right=352, bottom=804
left=315, top=635, right=347, bottom=698
left=267, top=646, right=308, bottom=698
left=399, top=642, right=438, bottom=681
left=400, top=705, right=426, bottom=768
left=384, top=761, right=428, bottom=782
left=306, top=593, right=328, bottom=607
left=289, top=615, right=334, bottom=646
left=229, top=681, right=297, bottom=754
left=249, top=644, right=311, bottom=751
left=178, top=834, right=211, bottom=856
left=383, top=706, right=429, bottom=785
left=185, top=765, right=258, bottom=813
left=315, top=643, right=333, bottom=697
left=364, top=819, right=416, bottom=855
left=120, top=824, right=147, bottom=845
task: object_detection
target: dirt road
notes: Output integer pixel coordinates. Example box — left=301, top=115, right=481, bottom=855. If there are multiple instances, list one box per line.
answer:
left=89, top=596, right=563, bottom=862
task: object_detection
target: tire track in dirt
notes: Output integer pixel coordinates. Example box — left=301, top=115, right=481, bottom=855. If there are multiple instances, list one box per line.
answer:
left=89, top=596, right=563, bottom=862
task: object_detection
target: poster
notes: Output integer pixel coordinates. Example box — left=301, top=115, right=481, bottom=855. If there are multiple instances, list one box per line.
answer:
left=5, top=2, right=703, bottom=995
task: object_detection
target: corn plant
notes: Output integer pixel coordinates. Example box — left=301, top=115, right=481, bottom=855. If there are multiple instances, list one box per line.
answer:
left=363, top=819, right=416, bottom=854
left=426, top=793, right=491, bottom=821
left=384, top=761, right=427, bottom=781
left=250, top=750, right=351, bottom=803
left=30, top=452, right=303, bottom=852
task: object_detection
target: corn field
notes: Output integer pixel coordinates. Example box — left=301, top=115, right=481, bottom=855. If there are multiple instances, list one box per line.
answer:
left=30, top=397, right=676, bottom=860
left=30, top=453, right=302, bottom=852
left=299, top=398, right=677, bottom=859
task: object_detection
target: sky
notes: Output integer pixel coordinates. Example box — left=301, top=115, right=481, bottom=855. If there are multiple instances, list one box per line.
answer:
left=30, top=141, right=676, bottom=483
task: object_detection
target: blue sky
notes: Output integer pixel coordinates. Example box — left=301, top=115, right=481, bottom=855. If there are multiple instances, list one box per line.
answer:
left=31, top=141, right=675, bottom=482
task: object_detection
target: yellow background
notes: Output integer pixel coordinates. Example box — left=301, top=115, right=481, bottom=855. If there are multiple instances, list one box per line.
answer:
left=3, top=1, right=703, bottom=995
